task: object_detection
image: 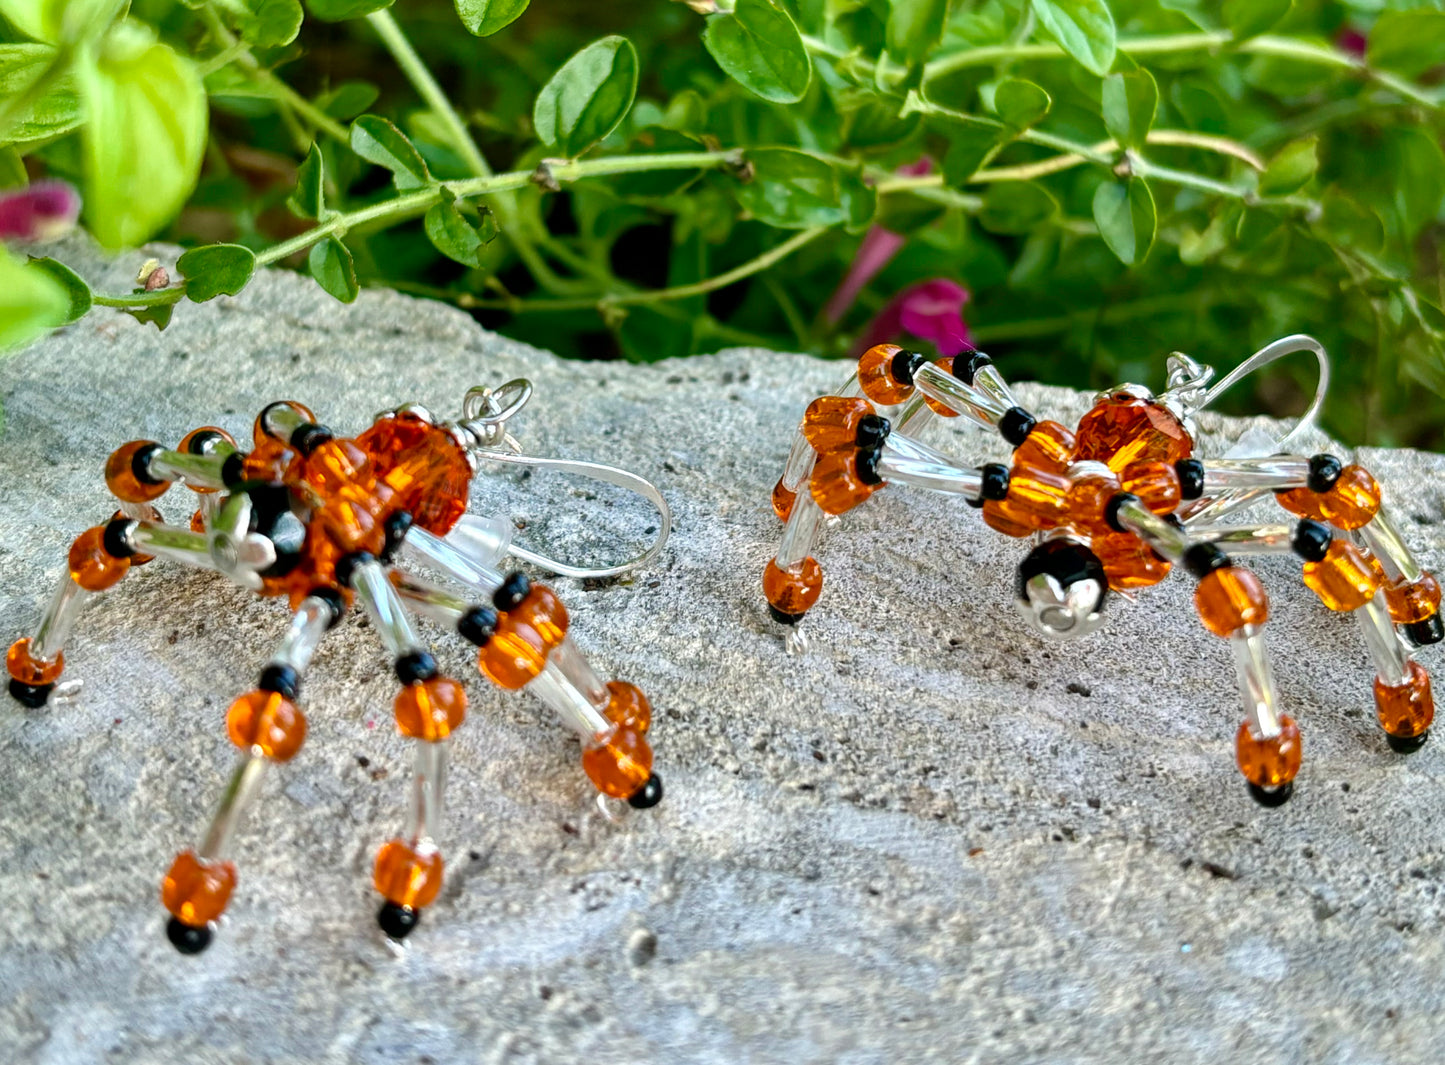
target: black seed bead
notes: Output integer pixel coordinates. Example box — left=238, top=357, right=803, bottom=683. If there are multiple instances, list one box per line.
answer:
left=1184, top=542, right=1232, bottom=579
left=8, top=679, right=51, bottom=708
left=394, top=651, right=437, bottom=685
left=258, top=663, right=300, bottom=700
left=220, top=452, right=246, bottom=488
left=999, top=407, right=1037, bottom=448
left=855, top=414, right=891, bottom=451
left=1104, top=492, right=1139, bottom=534
left=457, top=606, right=499, bottom=646
left=186, top=429, right=227, bottom=456
left=380, top=511, right=414, bottom=562
left=1386, top=730, right=1430, bottom=754
left=307, top=587, right=346, bottom=629
left=334, top=551, right=375, bottom=589
left=890, top=349, right=926, bottom=387
left=856, top=447, right=883, bottom=486
left=166, top=917, right=212, bottom=954
left=492, top=571, right=532, bottom=612
left=289, top=423, right=334, bottom=456
left=246, top=483, right=307, bottom=579
left=1175, top=458, right=1205, bottom=500
left=1290, top=520, right=1332, bottom=562
left=953, top=352, right=992, bottom=385
left=1403, top=614, right=1444, bottom=648
left=1307, top=453, right=1343, bottom=493
left=132, top=442, right=167, bottom=486
left=768, top=605, right=803, bottom=626
left=378, top=902, right=419, bottom=940
left=1247, top=781, right=1294, bottom=808
left=102, top=518, right=137, bottom=559
left=1015, top=539, right=1107, bottom=605
left=627, top=774, right=664, bottom=809
left=980, top=463, right=1010, bottom=501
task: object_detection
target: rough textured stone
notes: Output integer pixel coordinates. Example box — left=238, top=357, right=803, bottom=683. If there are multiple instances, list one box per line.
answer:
left=2, top=238, right=1444, bottom=1063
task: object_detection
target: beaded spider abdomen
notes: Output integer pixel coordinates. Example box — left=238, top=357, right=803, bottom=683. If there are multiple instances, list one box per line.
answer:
left=765, top=337, right=1440, bottom=806
left=6, top=384, right=662, bottom=953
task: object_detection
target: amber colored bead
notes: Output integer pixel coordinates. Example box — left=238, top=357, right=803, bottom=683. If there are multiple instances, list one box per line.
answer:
left=582, top=724, right=653, bottom=798
left=241, top=437, right=301, bottom=483
left=316, top=489, right=387, bottom=554
left=177, top=426, right=237, bottom=494
left=981, top=498, right=1036, bottom=538
left=763, top=557, right=823, bottom=616
left=1064, top=470, right=1121, bottom=536
left=354, top=413, right=473, bottom=535
left=605, top=680, right=652, bottom=733
left=810, top=449, right=882, bottom=516
left=6, top=638, right=63, bottom=685
left=1015, top=420, right=1076, bottom=473
left=514, top=585, right=569, bottom=650
left=161, top=850, right=237, bottom=926
left=1120, top=461, right=1181, bottom=516
left=1000, top=465, right=1070, bottom=531
left=190, top=508, right=206, bottom=534
left=1319, top=464, right=1381, bottom=530
left=226, top=688, right=307, bottom=761
left=1073, top=394, right=1193, bottom=471
left=1093, top=531, right=1172, bottom=591
left=68, top=526, right=129, bottom=591
left=923, top=356, right=959, bottom=417
left=802, top=395, right=873, bottom=451
left=303, top=438, right=376, bottom=495
left=1302, top=539, right=1381, bottom=612
left=477, top=621, right=548, bottom=690
left=1385, top=572, right=1442, bottom=625
left=105, top=440, right=169, bottom=503
left=394, top=676, right=467, bottom=741
left=772, top=478, right=796, bottom=522
left=253, top=400, right=315, bottom=445
left=1374, top=660, right=1434, bottom=738
left=1194, top=565, right=1269, bottom=637
left=1275, top=486, right=1327, bottom=521
left=373, top=838, right=444, bottom=909
left=1235, top=715, right=1302, bottom=789
left=856, top=343, right=911, bottom=405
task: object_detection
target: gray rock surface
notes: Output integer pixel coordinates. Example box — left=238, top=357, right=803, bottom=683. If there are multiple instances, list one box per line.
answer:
left=2, top=239, right=1444, bottom=1064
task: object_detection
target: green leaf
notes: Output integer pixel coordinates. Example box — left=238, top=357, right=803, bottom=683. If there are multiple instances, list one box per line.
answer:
left=1390, top=128, right=1445, bottom=236
left=941, top=125, right=1001, bottom=188
left=702, top=0, right=811, bottom=104
left=1367, top=11, right=1445, bottom=80
left=21, top=255, right=87, bottom=326
left=1258, top=136, right=1317, bottom=197
left=1028, top=0, right=1116, bottom=77
left=0, top=246, right=67, bottom=350
left=1101, top=68, right=1156, bottom=151
left=1092, top=177, right=1156, bottom=266
left=978, top=182, right=1057, bottom=234
left=289, top=142, right=325, bottom=218
left=424, top=193, right=497, bottom=268
left=350, top=115, right=431, bottom=190
left=887, top=0, right=952, bottom=68
left=0, top=0, right=112, bottom=45
left=125, top=303, right=173, bottom=331
left=735, top=148, right=875, bottom=230
left=304, top=0, right=393, bottom=21
left=1222, top=0, right=1291, bottom=41
left=533, top=35, right=639, bottom=157
left=239, top=0, right=304, bottom=48
left=0, top=44, right=81, bottom=144
left=992, top=78, right=1051, bottom=130
left=78, top=27, right=207, bottom=250
left=1315, top=189, right=1383, bottom=256
left=0, top=146, right=26, bottom=188
left=309, top=237, right=358, bottom=303
left=316, top=81, right=379, bottom=120
left=455, top=0, right=528, bottom=36
left=177, top=244, right=257, bottom=303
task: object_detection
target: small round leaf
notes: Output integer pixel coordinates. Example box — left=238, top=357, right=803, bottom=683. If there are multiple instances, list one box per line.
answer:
left=177, top=244, right=257, bottom=303
left=702, top=0, right=811, bottom=104
left=309, top=237, right=359, bottom=303
left=533, top=36, right=639, bottom=158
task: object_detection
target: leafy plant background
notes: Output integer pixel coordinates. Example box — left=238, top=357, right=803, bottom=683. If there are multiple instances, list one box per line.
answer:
left=1, top=0, right=1443, bottom=447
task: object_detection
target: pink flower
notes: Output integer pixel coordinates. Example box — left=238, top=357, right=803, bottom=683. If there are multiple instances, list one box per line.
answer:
left=0, top=180, right=80, bottom=242
left=1336, top=28, right=1367, bottom=58
left=853, top=279, right=973, bottom=358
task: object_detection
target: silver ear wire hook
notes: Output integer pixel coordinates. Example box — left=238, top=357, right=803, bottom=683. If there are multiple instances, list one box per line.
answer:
left=450, top=378, right=673, bottom=580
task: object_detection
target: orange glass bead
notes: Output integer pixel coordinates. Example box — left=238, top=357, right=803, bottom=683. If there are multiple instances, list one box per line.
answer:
left=226, top=688, right=307, bottom=761
left=68, top=526, right=129, bottom=591
left=105, top=440, right=170, bottom=503
left=1194, top=565, right=1269, bottom=637
left=1064, top=469, right=1120, bottom=536
left=999, top=465, right=1070, bottom=531
left=190, top=508, right=207, bottom=534
left=373, top=838, right=444, bottom=909
left=1093, top=531, right=1172, bottom=591
left=316, top=488, right=387, bottom=554
left=161, top=850, right=237, bottom=926
left=1015, top=420, right=1076, bottom=472
left=582, top=724, right=653, bottom=798
left=1319, top=464, right=1381, bottom=530
left=253, top=400, right=315, bottom=445
left=6, top=638, right=63, bottom=685
left=477, top=621, right=548, bottom=690
left=1302, top=539, right=1381, bottom=612
left=394, top=676, right=467, bottom=741
left=1275, top=486, right=1327, bottom=521
left=763, top=557, right=823, bottom=616
left=802, top=396, right=873, bottom=451
left=810, top=449, right=882, bottom=516
left=1374, top=660, right=1434, bottom=739
left=177, top=426, right=237, bottom=494
left=240, top=437, right=301, bottom=483
left=1235, top=715, right=1302, bottom=789
left=514, top=585, right=569, bottom=649
left=355, top=413, right=473, bottom=535
left=856, top=343, right=912, bottom=405
left=1073, top=394, right=1193, bottom=471
left=1120, top=461, right=1181, bottom=516
left=772, top=477, right=796, bottom=522
left=302, top=438, right=376, bottom=495
left=1385, top=572, right=1442, bottom=625
left=981, top=498, right=1036, bottom=538
left=923, top=356, right=959, bottom=417
left=605, top=680, right=652, bottom=733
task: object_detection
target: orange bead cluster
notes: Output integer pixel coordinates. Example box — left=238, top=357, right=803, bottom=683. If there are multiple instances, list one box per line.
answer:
left=802, top=396, right=887, bottom=517
left=475, top=582, right=570, bottom=689
left=1277, top=463, right=1382, bottom=530
left=162, top=851, right=237, bottom=927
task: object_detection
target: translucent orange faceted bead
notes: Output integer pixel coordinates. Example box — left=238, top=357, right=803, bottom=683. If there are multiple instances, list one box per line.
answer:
left=802, top=396, right=873, bottom=451
left=177, top=426, right=236, bottom=494
left=253, top=400, right=315, bottom=445
left=1015, top=420, right=1075, bottom=472
left=6, top=638, right=63, bottom=685
left=68, top=526, right=129, bottom=591
left=1074, top=394, right=1192, bottom=471
left=771, top=478, right=796, bottom=522
left=1302, top=539, right=1381, bottom=612
left=354, top=413, right=473, bottom=535
left=1064, top=469, right=1120, bottom=536
left=1374, top=660, right=1434, bottom=739
left=190, top=508, right=207, bottom=534
left=316, top=489, right=387, bottom=554
left=582, top=724, right=653, bottom=798
left=1194, top=565, right=1269, bottom=637
left=226, top=689, right=307, bottom=761
left=1235, top=715, right=1302, bottom=788
left=1120, top=461, right=1181, bottom=516
left=981, top=498, right=1035, bottom=538
left=1093, top=532, right=1171, bottom=591
left=605, top=680, right=652, bottom=733
left=856, top=343, right=912, bottom=405
left=809, top=449, right=882, bottom=516
left=1000, top=465, right=1070, bottom=531
left=515, top=585, right=569, bottom=649
left=923, top=356, right=959, bottom=417
left=105, top=440, right=169, bottom=503
left=1385, top=572, right=1442, bottom=625
left=763, top=557, right=823, bottom=616
left=302, top=438, right=376, bottom=495
left=373, top=838, right=444, bottom=909
left=241, top=437, right=301, bottom=483
left=394, top=676, right=468, bottom=740
left=1275, top=486, right=1327, bottom=521
left=161, top=850, right=237, bottom=925
left=477, top=621, right=547, bottom=690
left=1319, top=464, right=1381, bottom=530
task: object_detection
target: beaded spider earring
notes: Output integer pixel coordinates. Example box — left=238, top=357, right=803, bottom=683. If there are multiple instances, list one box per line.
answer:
left=765, top=335, right=1439, bottom=806
left=6, top=379, right=671, bottom=952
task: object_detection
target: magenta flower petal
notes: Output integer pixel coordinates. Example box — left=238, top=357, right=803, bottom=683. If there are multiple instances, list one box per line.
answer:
left=1337, top=28, right=1367, bottom=58
left=854, top=279, right=973, bottom=358
left=0, top=180, right=80, bottom=242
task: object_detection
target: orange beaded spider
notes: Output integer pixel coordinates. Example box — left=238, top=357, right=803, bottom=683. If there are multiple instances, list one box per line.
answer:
left=765, top=336, right=1439, bottom=806
left=7, top=380, right=669, bottom=953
